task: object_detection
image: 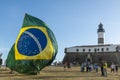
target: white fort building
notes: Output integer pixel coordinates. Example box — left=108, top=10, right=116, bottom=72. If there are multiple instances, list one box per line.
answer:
left=63, top=23, right=120, bottom=66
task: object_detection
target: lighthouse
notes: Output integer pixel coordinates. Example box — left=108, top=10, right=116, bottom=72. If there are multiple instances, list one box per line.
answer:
left=97, top=23, right=105, bottom=45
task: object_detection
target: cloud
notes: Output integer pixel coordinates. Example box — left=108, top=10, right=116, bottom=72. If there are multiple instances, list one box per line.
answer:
left=0, top=48, right=10, bottom=52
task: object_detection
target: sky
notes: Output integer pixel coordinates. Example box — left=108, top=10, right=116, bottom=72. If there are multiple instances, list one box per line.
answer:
left=1, top=0, right=120, bottom=64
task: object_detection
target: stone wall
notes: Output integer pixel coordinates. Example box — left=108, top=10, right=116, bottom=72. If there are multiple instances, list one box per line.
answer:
left=62, top=52, right=120, bottom=66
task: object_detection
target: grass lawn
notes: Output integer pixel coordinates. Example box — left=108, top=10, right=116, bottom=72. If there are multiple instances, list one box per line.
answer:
left=0, top=66, right=119, bottom=80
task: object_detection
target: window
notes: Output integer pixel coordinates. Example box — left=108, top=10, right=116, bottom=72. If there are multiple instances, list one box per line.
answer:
left=97, top=48, right=99, bottom=51
left=83, top=49, right=85, bottom=52
left=94, top=48, right=97, bottom=52
left=89, top=49, right=91, bottom=52
left=101, top=48, right=104, bottom=52
left=106, top=48, right=109, bottom=51
left=76, top=49, right=79, bottom=52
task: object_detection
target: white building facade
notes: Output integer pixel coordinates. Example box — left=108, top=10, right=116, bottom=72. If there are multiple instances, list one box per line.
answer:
left=66, top=44, right=120, bottom=53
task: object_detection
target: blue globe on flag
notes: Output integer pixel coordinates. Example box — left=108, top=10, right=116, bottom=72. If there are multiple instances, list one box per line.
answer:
left=17, top=28, right=47, bottom=56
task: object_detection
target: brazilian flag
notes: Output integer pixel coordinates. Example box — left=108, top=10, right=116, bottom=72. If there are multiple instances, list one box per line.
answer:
left=6, top=14, right=58, bottom=74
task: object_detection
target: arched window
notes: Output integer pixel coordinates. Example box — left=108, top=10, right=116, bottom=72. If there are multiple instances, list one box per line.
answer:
left=89, top=49, right=91, bottom=52
left=83, top=49, right=85, bottom=52
left=76, top=49, right=79, bottom=52
left=106, top=48, right=109, bottom=51
left=97, top=48, right=99, bottom=52
left=94, top=48, right=97, bottom=52
left=101, top=48, right=104, bottom=52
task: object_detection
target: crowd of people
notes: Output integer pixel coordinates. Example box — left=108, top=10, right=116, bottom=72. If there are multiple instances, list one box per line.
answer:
left=80, top=61, right=119, bottom=77
left=81, top=62, right=99, bottom=73
left=52, top=61, right=119, bottom=77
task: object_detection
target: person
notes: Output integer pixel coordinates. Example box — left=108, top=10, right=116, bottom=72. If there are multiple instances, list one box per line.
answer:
left=115, top=64, right=119, bottom=75
left=86, top=63, right=89, bottom=72
left=81, top=62, right=85, bottom=72
left=94, top=63, right=99, bottom=73
left=111, top=63, right=115, bottom=73
left=100, top=62, right=104, bottom=76
left=10, top=68, right=14, bottom=74
left=63, top=62, right=67, bottom=71
left=103, top=61, right=107, bottom=77
left=89, top=64, right=93, bottom=72
left=67, top=62, right=71, bottom=69
left=0, top=58, right=2, bottom=68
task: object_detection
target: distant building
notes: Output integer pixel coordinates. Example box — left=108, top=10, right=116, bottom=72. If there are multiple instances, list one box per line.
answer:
left=62, top=23, right=120, bottom=66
